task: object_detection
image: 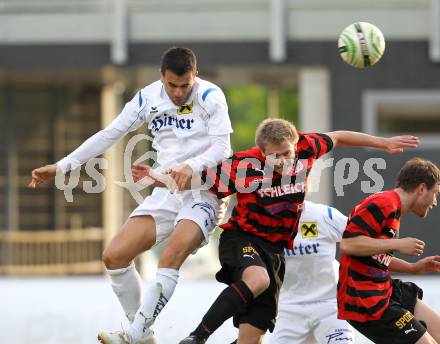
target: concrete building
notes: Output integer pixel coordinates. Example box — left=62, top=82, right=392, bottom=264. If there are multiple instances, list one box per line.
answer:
left=1, top=0, right=440, bottom=274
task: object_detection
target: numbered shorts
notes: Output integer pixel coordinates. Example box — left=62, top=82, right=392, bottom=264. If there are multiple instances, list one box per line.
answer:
left=270, top=299, right=354, bottom=344
left=215, top=230, right=285, bottom=332
left=130, top=187, right=223, bottom=245
left=348, top=279, right=426, bottom=344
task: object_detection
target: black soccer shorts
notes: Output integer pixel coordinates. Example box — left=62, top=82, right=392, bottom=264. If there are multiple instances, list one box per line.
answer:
left=348, top=279, right=427, bottom=344
left=215, top=230, right=285, bottom=332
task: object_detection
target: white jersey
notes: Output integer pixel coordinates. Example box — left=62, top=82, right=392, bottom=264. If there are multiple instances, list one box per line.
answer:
left=279, top=200, right=347, bottom=306
left=57, top=77, right=233, bottom=173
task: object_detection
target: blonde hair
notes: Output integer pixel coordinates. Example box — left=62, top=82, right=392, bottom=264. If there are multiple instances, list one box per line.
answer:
left=255, top=118, right=298, bottom=150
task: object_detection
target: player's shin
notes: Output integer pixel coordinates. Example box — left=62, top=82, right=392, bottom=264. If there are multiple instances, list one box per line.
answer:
left=107, top=263, right=143, bottom=323
left=128, top=268, right=179, bottom=340
left=191, top=281, right=254, bottom=339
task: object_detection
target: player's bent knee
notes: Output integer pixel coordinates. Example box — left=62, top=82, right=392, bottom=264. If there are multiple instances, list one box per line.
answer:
left=102, top=249, right=116, bottom=269
left=256, top=273, right=271, bottom=293
left=102, top=247, right=130, bottom=269
left=244, top=271, right=270, bottom=296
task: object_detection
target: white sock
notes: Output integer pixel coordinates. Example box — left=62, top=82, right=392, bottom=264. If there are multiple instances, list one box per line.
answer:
left=156, top=268, right=179, bottom=302
left=128, top=268, right=179, bottom=340
left=107, top=263, right=143, bottom=323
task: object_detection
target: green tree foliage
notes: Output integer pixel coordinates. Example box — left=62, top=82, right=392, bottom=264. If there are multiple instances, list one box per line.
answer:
left=224, top=85, right=299, bottom=152
left=224, top=85, right=267, bottom=151
left=279, top=86, right=300, bottom=129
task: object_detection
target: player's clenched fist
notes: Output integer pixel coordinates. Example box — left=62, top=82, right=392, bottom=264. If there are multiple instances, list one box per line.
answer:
left=167, top=164, right=193, bottom=191
left=28, top=164, right=58, bottom=188
left=396, top=237, right=425, bottom=256
left=131, top=164, right=152, bottom=183
left=132, top=164, right=178, bottom=192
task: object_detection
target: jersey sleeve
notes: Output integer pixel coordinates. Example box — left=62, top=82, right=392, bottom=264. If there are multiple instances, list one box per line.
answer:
left=323, top=206, right=348, bottom=242
left=110, top=90, right=147, bottom=133
left=184, top=134, right=231, bottom=173
left=303, top=132, right=334, bottom=159
left=200, top=154, right=262, bottom=199
left=200, top=87, right=233, bottom=136
left=343, top=202, right=396, bottom=239
left=200, top=156, right=237, bottom=199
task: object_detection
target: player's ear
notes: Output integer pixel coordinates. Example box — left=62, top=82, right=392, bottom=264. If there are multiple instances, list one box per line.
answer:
left=416, top=183, right=426, bottom=195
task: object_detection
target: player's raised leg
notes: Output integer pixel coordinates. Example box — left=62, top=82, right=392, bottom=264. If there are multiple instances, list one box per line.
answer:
left=414, top=299, right=440, bottom=343
left=98, top=216, right=157, bottom=344
left=127, top=219, right=204, bottom=340
left=102, top=215, right=157, bottom=321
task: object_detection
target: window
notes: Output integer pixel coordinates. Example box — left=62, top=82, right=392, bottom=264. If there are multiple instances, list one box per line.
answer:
left=363, top=90, right=440, bottom=148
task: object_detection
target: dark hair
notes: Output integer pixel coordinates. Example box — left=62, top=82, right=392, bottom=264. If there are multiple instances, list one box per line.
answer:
left=160, top=47, right=197, bottom=75
left=396, top=158, right=440, bottom=192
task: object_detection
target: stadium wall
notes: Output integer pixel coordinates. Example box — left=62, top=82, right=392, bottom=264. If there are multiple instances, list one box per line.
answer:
left=1, top=39, right=439, bottom=257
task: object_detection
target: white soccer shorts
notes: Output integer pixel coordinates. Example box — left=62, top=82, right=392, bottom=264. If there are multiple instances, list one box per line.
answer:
left=270, top=299, right=354, bottom=344
left=130, top=187, right=223, bottom=245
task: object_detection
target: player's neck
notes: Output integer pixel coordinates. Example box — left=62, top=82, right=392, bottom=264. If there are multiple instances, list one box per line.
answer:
left=393, top=187, right=416, bottom=215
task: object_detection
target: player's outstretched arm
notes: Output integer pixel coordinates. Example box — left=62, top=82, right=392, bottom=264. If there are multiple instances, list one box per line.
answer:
left=28, top=164, right=58, bottom=188
left=340, top=236, right=425, bottom=256
left=132, top=164, right=204, bottom=192
left=132, top=164, right=178, bottom=191
left=390, top=255, right=440, bottom=274
left=326, top=131, right=419, bottom=153
left=133, top=159, right=234, bottom=196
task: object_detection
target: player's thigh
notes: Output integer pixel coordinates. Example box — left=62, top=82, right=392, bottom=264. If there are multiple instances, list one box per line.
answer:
left=103, top=215, right=157, bottom=269
left=414, top=298, right=440, bottom=342
left=238, top=323, right=265, bottom=344
left=130, top=187, right=181, bottom=244
left=157, top=195, right=219, bottom=269
left=158, top=219, right=204, bottom=269
left=269, top=309, right=311, bottom=344
left=177, top=192, right=220, bottom=245
left=415, top=332, right=438, bottom=344
left=349, top=303, right=427, bottom=344
left=313, top=301, right=354, bottom=344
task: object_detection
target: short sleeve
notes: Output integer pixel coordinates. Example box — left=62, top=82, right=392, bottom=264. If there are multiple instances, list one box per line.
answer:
left=303, top=133, right=334, bottom=159
left=200, top=154, right=263, bottom=199
left=343, top=202, right=395, bottom=239
left=201, top=156, right=237, bottom=199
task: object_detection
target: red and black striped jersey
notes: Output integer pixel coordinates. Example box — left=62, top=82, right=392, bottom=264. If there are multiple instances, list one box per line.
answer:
left=201, top=132, right=333, bottom=249
left=337, top=190, right=402, bottom=322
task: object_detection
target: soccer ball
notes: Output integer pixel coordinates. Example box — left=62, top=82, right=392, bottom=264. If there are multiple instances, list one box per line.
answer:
left=338, top=22, right=385, bottom=68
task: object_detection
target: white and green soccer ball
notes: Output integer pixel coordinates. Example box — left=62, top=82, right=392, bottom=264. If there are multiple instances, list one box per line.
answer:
left=338, top=22, right=386, bottom=68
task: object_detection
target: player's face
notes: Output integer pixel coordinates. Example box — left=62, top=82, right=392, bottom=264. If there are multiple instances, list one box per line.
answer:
left=263, top=139, right=297, bottom=174
left=161, top=69, right=197, bottom=106
left=415, top=183, right=440, bottom=217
